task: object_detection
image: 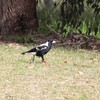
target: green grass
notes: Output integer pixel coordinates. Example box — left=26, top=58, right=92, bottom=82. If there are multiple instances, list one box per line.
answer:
left=37, top=1, right=100, bottom=38
left=0, top=43, right=100, bottom=100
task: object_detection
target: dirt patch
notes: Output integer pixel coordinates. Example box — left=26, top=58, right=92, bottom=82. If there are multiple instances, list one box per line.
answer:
left=0, top=32, right=100, bottom=50
left=61, top=32, right=100, bottom=50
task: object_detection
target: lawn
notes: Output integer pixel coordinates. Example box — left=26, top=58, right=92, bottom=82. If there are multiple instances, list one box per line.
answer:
left=0, top=43, right=100, bottom=100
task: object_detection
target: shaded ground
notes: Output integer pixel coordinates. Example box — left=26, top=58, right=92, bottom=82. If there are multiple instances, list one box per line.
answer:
left=0, top=32, right=100, bottom=51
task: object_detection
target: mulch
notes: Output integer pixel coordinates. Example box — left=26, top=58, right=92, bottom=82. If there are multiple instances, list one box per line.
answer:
left=0, top=32, right=100, bottom=51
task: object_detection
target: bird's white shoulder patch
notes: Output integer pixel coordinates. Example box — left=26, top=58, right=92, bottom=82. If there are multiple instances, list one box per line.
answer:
left=41, top=46, right=47, bottom=50
left=39, top=42, right=49, bottom=47
left=36, top=46, right=47, bottom=51
left=36, top=42, right=49, bottom=50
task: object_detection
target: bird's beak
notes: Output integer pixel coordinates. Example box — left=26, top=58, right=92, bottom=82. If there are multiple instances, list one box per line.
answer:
left=52, top=40, right=60, bottom=44
left=52, top=41, right=56, bottom=43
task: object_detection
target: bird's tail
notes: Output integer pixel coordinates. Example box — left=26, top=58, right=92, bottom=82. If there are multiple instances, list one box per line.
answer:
left=21, top=48, right=37, bottom=55
left=21, top=52, right=27, bottom=55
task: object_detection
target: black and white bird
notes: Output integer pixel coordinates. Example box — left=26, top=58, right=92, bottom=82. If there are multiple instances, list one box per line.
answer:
left=21, top=40, right=57, bottom=62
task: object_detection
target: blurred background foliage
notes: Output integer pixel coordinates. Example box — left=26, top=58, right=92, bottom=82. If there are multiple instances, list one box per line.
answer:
left=37, top=0, right=100, bottom=38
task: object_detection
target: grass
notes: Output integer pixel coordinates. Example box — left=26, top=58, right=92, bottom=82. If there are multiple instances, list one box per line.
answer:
left=0, top=43, right=100, bottom=100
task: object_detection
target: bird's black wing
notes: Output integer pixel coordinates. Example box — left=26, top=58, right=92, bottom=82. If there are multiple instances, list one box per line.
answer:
left=22, top=42, right=48, bottom=55
left=27, top=48, right=37, bottom=52
left=36, top=45, right=48, bottom=51
left=21, top=47, right=37, bottom=55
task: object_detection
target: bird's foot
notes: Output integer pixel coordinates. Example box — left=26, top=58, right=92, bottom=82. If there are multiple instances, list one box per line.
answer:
left=30, top=59, right=34, bottom=63
left=42, top=60, right=49, bottom=64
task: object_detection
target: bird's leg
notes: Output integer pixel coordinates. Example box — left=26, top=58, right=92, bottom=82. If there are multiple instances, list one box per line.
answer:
left=41, top=56, right=44, bottom=62
left=31, top=55, right=35, bottom=62
left=41, top=56, right=48, bottom=64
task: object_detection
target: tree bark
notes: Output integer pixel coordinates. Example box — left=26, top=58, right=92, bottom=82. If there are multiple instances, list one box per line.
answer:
left=0, top=0, right=38, bottom=34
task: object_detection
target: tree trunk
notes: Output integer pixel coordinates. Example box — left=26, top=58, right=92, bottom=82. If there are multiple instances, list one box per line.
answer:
left=0, top=0, right=38, bottom=34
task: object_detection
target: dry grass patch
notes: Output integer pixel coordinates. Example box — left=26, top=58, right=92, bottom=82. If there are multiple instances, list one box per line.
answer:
left=0, top=44, right=100, bottom=100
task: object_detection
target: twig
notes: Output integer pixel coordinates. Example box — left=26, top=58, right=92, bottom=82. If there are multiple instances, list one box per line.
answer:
left=46, top=24, right=62, bottom=39
left=55, top=41, right=87, bottom=47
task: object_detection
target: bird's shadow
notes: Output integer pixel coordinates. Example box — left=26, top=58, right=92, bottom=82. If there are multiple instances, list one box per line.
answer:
left=21, top=59, right=35, bottom=64
left=21, top=59, right=42, bottom=64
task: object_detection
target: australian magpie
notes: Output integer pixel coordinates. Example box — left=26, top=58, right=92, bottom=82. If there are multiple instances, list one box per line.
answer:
left=21, top=40, right=57, bottom=62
